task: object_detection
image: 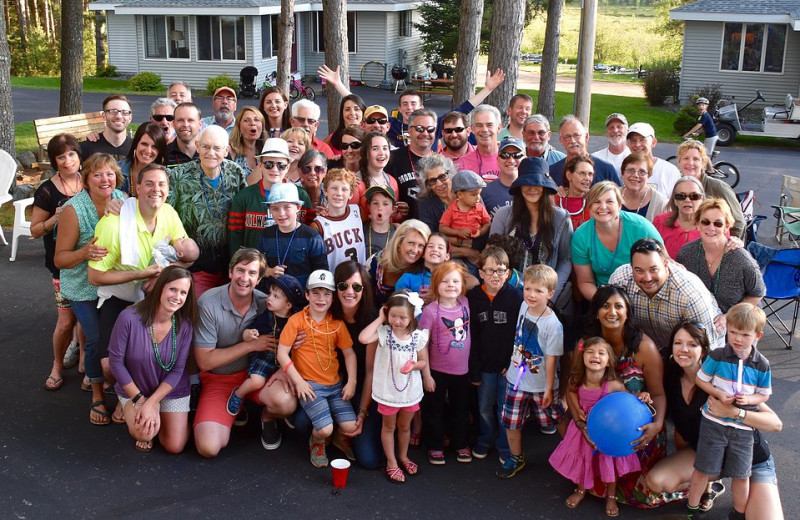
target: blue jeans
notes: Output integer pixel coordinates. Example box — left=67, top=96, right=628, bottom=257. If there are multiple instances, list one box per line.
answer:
left=475, top=371, right=509, bottom=459
left=71, top=300, right=102, bottom=382
left=293, top=393, right=384, bottom=469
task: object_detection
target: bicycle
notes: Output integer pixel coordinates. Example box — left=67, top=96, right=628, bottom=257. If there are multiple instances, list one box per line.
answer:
left=666, top=136, right=740, bottom=189
left=258, top=71, right=277, bottom=96
left=289, top=72, right=315, bottom=101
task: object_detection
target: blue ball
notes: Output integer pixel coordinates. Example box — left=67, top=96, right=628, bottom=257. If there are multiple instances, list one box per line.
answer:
left=587, top=392, right=653, bottom=457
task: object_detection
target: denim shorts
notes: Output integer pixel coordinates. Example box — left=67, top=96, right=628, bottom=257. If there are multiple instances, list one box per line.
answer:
left=750, top=454, right=778, bottom=485
left=299, top=380, right=357, bottom=431
left=694, top=417, right=753, bottom=479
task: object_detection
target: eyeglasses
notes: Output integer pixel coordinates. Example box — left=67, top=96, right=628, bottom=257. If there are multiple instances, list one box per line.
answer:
left=425, top=173, right=449, bottom=187
left=560, top=132, right=584, bottom=141
left=412, top=125, right=437, bottom=134
left=631, top=238, right=664, bottom=254
left=699, top=218, right=724, bottom=228
left=524, top=129, right=548, bottom=137
left=623, top=168, right=648, bottom=177
left=301, top=165, right=326, bottom=175
left=674, top=192, right=703, bottom=201
left=293, top=116, right=318, bottom=125
left=365, top=117, right=388, bottom=125
left=199, top=144, right=226, bottom=154
left=214, top=95, right=236, bottom=102
left=336, top=282, right=363, bottom=293
left=480, top=268, right=508, bottom=277
left=340, top=141, right=362, bottom=151
left=262, top=160, right=289, bottom=171
left=105, top=109, right=132, bottom=117
left=499, top=151, right=524, bottom=160
left=151, top=114, right=174, bottom=122
left=442, top=127, right=466, bottom=134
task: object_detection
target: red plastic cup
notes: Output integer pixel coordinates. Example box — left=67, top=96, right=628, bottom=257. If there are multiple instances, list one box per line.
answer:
left=331, top=458, right=351, bottom=488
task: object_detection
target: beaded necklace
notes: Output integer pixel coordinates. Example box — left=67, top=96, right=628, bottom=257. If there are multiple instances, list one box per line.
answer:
left=622, top=185, right=649, bottom=214
left=149, top=315, right=178, bottom=371
left=367, top=170, right=392, bottom=189
left=591, top=217, right=623, bottom=275
left=387, top=328, right=418, bottom=392
left=276, top=224, right=300, bottom=266
left=58, top=172, right=82, bottom=196
left=368, top=223, right=392, bottom=256
left=698, top=241, right=726, bottom=295
left=201, top=170, right=227, bottom=218
left=407, top=148, right=423, bottom=190
left=303, top=308, right=341, bottom=371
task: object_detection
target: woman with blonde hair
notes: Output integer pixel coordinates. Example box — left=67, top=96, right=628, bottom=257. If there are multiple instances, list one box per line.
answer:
left=366, top=219, right=431, bottom=304
left=282, top=127, right=312, bottom=184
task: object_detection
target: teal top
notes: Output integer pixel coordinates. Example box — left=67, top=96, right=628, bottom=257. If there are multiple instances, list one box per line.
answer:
left=60, top=189, right=126, bottom=302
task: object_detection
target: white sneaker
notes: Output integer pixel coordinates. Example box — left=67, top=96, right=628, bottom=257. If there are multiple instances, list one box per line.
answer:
left=63, top=341, right=79, bottom=369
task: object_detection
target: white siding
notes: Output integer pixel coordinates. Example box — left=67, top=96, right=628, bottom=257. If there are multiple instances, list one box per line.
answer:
left=680, top=20, right=800, bottom=107
left=387, top=9, right=424, bottom=74
left=107, top=14, right=139, bottom=74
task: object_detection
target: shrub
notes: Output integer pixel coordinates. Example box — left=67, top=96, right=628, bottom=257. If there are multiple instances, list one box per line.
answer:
left=673, top=105, right=699, bottom=136
left=642, top=60, right=680, bottom=106
left=129, top=71, right=163, bottom=92
left=689, top=83, right=724, bottom=111
left=96, top=65, right=119, bottom=78
left=206, top=74, right=238, bottom=95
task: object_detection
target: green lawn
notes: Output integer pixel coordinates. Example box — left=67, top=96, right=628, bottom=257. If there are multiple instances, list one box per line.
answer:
left=11, top=76, right=165, bottom=96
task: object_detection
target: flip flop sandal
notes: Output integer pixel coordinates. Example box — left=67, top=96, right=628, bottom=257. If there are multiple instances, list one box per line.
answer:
left=700, top=481, right=726, bottom=512
left=384, top=466, right=405, bottom=484
left=605, top=496, right=619, bottom=518
left=81, top=378, right=92, bottom=392
left=401, top=460, right=419, bottom=476
left=112, top=402, right=126, bottom=424
left=565, top=489, right=585, bottom=509
left=44, top=375, right=63, bottom=391
left=90, top=400, right=111, bottom=425
left=135, top=440, right=153, bottom=452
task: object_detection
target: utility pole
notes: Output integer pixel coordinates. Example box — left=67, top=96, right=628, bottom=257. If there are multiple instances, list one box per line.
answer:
left=574, top=0, right=597, bottom=127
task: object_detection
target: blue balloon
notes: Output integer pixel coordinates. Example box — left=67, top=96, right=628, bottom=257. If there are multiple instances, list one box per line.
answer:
left=587, top=392, right=653, bottom=457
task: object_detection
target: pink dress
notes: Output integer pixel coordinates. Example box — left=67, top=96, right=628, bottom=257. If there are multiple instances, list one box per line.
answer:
left=549, top=382, right=641, bottom=489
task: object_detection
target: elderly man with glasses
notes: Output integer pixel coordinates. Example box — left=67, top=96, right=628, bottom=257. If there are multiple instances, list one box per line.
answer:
left=290, top=99, right=336, bottom=159
left=549, top=115, right=621, bottom=187
left=522, top=114, right=565, bottom=165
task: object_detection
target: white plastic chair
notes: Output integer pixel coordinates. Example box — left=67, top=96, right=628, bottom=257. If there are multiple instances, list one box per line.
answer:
left=0, top=149, right=17, bottom=246
left=10, top=197, right=34, bottom=261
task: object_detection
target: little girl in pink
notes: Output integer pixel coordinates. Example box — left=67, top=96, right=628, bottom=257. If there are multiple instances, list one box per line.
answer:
left=549, top=337, right=650, bottom=517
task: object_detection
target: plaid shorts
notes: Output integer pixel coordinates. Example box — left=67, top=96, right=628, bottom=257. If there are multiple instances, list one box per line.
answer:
left=500, top=380, right=565, bottom=431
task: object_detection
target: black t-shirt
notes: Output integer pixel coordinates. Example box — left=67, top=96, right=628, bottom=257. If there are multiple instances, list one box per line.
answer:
left=166, top=141, right=198, bottom=167
left=80, top=133, right=133, bottom=162
left=664, top=362, right=709, bottom=451
left=385, top=146, right=425, bottom=219
left=33, top=179, right=72, bottom=278
left=337, top=309, right=379, bottom=397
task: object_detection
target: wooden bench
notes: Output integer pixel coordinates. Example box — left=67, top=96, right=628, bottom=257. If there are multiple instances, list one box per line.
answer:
left=34, top=111, right=106, bottom=163
left=409, top=78, right=454, bottom=101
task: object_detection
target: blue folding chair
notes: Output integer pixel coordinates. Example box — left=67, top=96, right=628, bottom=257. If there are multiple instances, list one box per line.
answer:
left=747, top=243, right=800, bottom=349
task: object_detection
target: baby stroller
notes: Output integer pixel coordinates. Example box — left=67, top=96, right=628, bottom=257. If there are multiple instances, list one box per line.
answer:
left=238, top=66, right=259, bottom=98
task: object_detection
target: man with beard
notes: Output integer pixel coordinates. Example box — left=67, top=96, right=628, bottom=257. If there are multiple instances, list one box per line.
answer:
left=626, top=122, right=681, bottom=197
left=592, top=113, right=630, bottom=176
left=522, top=115, right=564, bottom=165
left=201, top=87, right=237, bottom=133
left=385, top=108, right=437, bottom=219
left=167, top=103, right=202, bottom=166
left=498, top=94, right=533, bottom=141
left=549, top=115, right=621, bottom=187
left=440, top=111, right=475, bottom=161
left=455, top=105, right=503, bottom=182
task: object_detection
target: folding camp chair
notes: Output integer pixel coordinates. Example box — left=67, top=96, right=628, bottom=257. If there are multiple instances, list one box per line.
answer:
left=747, top=242, right=800, bottom=349
left=737, top=190, right=767, bottom=245
left=772, top=175, right=800, bottom=245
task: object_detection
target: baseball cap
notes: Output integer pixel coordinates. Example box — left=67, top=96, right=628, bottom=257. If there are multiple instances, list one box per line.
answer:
left=257, top=137, right=293, bottom=161
left=605, top=113, right=628, bottom=127
left=365, top=185, right=396, bottom=203
left=627, top=122, right=655, bottom=139
left=498, top=136, right=525, bottom=152
left=306, top=270, right=335, bottom=291
left=451, top=170, right=486, bottom=192
left=364, top=105, right=389, bottom=120
left=266, top=183, right=303, bottom=205
left=264, top=274, right=306, bottom=311
left=213, top=86, right=237, bottom=100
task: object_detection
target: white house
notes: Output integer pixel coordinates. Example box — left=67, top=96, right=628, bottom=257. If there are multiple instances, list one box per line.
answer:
left=88, top=0, right=425, bottom=89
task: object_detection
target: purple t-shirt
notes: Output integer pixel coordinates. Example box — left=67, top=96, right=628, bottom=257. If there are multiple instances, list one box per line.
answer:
left=454, top=149, right=500, bottom=182
left=109, top=307, right=193, bottom=399
left=419, top=296, right=471, bottom=375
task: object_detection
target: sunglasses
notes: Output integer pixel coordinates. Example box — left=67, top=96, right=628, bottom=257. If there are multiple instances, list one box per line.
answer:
left=365, top=117, right=388, bottom=125
left=340, top=141, right=362, bottom=151
left=301, top=165, right=326, bottom=175
left=151, top=114, right=174, bottom=122
left=631, top=238, right=663, bottom=254
left=499, top=151, right=524, bottom=160
left=262, top=160, right=289, bottom=171
left=336, top=282, right=363, bottom=292
left=699, top=218, right=724, bottom=228
left=293, top=116, right=318, bottom=125
left=413, top=125, right=437, bottom=134
left=442, top=127, right=466, bottom=134
left=425, top=173, right=449, bottom=187
left=674, top=192, right=703, bottom=201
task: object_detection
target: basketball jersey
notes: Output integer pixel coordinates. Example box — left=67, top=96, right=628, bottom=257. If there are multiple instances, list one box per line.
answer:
left=316, top=204, right=367, bottom=269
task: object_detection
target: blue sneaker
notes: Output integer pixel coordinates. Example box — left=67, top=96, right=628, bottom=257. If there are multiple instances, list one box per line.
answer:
left=226, top=386, right=243, bottom=416
left=472, top=445, right=489, bottom=459
left=495, top=453, right=526, bottom=478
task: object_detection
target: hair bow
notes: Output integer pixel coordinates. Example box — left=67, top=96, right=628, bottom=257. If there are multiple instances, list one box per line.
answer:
left=404, top=291, right=425, bottom=316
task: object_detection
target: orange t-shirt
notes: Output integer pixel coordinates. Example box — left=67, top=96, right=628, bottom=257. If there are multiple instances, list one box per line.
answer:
left=279, top=308, right=353, bottom=385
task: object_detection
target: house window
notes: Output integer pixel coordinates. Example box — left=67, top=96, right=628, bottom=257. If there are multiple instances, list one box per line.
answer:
left=261, top=15, right=280, bottom=58
left=197, top=16, right=246, bottom=61
left=143, top=16, right=189, bottom=59
left=720, top=23, right=786, bottom=73
left=399, top=10, right=412, bottom=37
left=312, top=12, right=356, bottom=53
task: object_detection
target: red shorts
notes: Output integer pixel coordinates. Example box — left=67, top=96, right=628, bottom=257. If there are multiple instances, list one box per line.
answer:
left=194, top=371, right=263, bottom=428
left=377, top=402, right=421, bottom=415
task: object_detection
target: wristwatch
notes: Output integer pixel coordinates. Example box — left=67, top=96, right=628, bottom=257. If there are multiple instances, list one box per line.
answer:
left=736, top=408, right=747, bottom=423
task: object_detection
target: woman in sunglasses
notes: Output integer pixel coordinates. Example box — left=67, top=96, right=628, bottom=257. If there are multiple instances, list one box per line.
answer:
left=653, top=176, right=706, bottom=259
left=228, top=107, right=268, bottom=185
left=677, top=198, right=764, bottom=315
left=352, top=132, right=403, bottom=221
left=297, top=149, right=328, bottom=224
left=118, top=122, right=167, bottom=195
left=324, top=94, right=367, bottom=155
left=675, top=139, right=746, bottom=240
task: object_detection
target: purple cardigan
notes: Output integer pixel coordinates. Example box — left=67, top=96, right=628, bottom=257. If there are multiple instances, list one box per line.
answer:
left=109, top=307, right=193, bottom=399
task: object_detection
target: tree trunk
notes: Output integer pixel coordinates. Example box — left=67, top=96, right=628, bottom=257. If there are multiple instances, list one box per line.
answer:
left=15, top=0, right=28, bottom=50
left=276, top=0, right=294, bottom=95
left=323, top=0, right=348, bottom=130
left=486, top=0, right=525, bottom=115
left=94, top=11, right=105, bottom=70
left=47, top=0, right=55, bottom=40
left=0, top=0, right=15, bottom=158
left=573, top=0, right=597, bottom=126
left=452, top=0, right=484, bottom=109
left=537, top=0, right=563, bottom=122
left=59, top=0, right=83, bottom=116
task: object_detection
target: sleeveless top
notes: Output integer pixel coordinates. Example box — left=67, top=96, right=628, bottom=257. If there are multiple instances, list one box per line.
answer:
left=60, top=189, right=126, bottom=301
left=616, top=349, right=646, bottom=394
